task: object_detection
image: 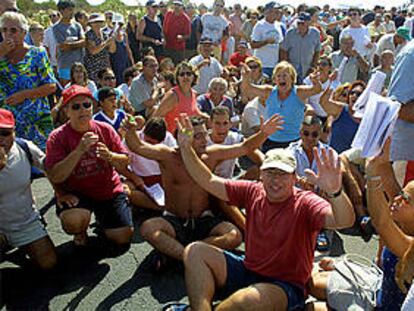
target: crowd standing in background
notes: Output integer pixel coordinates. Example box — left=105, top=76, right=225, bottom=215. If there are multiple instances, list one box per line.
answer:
left=4, top=0, right=414, bottom=309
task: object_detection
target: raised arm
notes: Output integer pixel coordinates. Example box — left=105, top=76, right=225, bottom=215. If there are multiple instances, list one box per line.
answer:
left=319, top=85, right=344, bottom=118
left=304, top=148, right=355, bottom=229
left=297, top=72, right=323, bottom=102
left=239, top=63, right=273, bottom=102
left=152, top=90, right=177, bottom=118
left=177, top=116, right=229, bottom=201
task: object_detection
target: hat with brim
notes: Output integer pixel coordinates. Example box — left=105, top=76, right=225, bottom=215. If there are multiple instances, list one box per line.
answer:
left=238, top=40, right=248, bottom=48
left=260, top=148, right=296, bottom=173
left=264, top=1, right=282, bottom=12
left=298, top=12, right=311, bottom=22
left=88, top=13, right=105, bottom=24
left=397, top=26, right=412, bottom=41
left=0, top=109, right=15, bottom=129
left=62, top=85, right=94, bottom=106
left=146, top=0, right=158, bottom=7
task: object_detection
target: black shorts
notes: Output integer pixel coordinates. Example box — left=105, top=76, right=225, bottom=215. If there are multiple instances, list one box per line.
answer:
left=161, top=212, right=223, bottom=246
left=56, top=192, right=133, bottom=229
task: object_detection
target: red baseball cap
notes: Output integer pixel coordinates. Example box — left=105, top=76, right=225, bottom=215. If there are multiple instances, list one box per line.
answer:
left=0, top=109, right=15, bottom=129
left=62, top=85, right=94, bottom=106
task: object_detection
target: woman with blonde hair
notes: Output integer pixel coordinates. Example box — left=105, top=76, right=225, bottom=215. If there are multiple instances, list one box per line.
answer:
left=241, top=60, right=322, bottom=151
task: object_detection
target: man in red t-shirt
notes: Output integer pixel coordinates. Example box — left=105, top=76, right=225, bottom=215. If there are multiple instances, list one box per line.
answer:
left=163, top=0, right=191, bottom=65
left=168, top=116, right=355, bottom=310
left=229, top=40, right=251, bottom=67
left=44, top=85, right=134, bottom=247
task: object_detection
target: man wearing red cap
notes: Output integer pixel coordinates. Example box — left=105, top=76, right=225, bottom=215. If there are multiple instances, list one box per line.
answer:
left=44, top=85, right=133, bottom=247
left=0, top=108, right=57, bottom=270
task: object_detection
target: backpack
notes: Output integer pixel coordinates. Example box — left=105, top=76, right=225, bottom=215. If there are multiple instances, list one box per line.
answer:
left=15, top=138, right=45, bottom=181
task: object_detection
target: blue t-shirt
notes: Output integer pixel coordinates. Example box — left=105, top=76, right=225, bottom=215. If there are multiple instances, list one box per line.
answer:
left=265, top=86, right=304, bottom=143
left=93, top=109, right=126, bottom=131
left=330, top=106, right=359, bottom=154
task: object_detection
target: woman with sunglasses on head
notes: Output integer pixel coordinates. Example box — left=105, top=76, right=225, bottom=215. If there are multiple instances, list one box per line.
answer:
left=84, top=13, right=116, bottom=83
left=0, top=12, right=56, bottom=151
left=153, top=61, right=207, bottom=133
left=319, top=80, right=365, bottom=154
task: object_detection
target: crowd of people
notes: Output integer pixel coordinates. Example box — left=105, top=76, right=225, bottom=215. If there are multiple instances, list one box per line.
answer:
left=3, top=0, right=414, bottom=309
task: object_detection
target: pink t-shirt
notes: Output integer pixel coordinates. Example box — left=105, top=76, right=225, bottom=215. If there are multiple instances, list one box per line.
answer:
left=45, top=121, right=127, bottom=200
left=225, top=180, right=330, bottom=290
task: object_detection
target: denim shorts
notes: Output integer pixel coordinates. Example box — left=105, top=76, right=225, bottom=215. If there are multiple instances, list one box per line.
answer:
left=57, top=192, right=133, bottom=229
left=218, top=251, right=305, bottom=310
left=3, top=217, right=48, bottom=248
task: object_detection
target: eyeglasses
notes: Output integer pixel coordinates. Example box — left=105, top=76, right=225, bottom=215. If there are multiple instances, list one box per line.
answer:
left=103, top=76, right=116, bottom=81
left=248, top=64, right=259, bottom=70
left=302, top=130, right=319, bottom=138
left=70, top=101, right=93, bottom=110
left=350, top=90, right=362, bottom=96
left=0, top=130, right=13, bottom=137
left=215, top=4, right=224, bottom=8
left=349, top=12, right=359, bottom=16
left=0, top=27, right=22, bottom=34
left=178, top=71, right=193, bottom=77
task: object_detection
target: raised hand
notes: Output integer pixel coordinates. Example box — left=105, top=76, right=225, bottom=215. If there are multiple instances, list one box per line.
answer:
left=176, top=113, right=194, bottom=148
left=365, top=138, right=391, bottom=176
left=96, top=142, right=113, bottom=162
left=240, top=62, right=252, bottom=84
left=77, top=132, right=99, bottom=154
left=259, top=114, right=284, bottom=136
left=122, top=115, right=140, bottom=133
left=396, top=241, right=414, bottom=293
left=304, top=148, right=342, bottom=195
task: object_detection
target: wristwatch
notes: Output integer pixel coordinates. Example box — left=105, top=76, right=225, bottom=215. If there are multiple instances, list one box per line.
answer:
left=326, top=187, right=342, bottom=199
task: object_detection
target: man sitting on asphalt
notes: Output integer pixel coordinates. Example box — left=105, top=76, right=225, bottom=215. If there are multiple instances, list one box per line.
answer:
left=170, top=115, right=355, bottom=311
left=0, top=109, right=57, bottom=270
left=123, top=113, right=283, bottom=271
left=44, top=85, right=134, bottom=248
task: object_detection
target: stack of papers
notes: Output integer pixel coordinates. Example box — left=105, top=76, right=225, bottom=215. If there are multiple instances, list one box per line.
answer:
left=144, top=183, right=165, bottom=206
left=352, top=93, right=400, bottom=158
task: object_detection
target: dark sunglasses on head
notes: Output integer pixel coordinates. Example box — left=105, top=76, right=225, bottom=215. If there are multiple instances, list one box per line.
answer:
left=0, top=130, right=13, bottom=137
left=70, top=101, right=92, bottom=110
left=302, top=130, right=319, bottom=138
left=178, top=71, right=193, bottom=77
left=103, top=76, right=116, bottom=81
left=0, top=27, right=21, bottom=34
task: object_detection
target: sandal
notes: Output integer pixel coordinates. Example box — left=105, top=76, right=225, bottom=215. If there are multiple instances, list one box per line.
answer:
left=162, top=302, right=190, bottom=311
left=316, top=231, right=330, bottom=253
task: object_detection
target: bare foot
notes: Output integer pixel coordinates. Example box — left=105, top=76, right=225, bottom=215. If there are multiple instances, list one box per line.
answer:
left=73, top=232, right=88, bottom=246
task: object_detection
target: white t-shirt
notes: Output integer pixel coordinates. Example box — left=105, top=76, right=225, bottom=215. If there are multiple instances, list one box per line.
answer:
left=207, top=131, right=244, bottom=178
left=0, top=141, right=44, bottom=233
left=117, top=83, right=130, bottom=99
left=201, top=14, right=228, bottom=44
left=303, top=77, right=339, bottom=117
left=241, top=97, right=265, bottom=137
left=251, top=19, right=283, bottom=68
left=340, top=26, right=371, bottom=57
left=128, top=131, right=177, bottom=177
left=43, top=26, right=58, bottom=66
left=189, top=54, right=223, bottom=94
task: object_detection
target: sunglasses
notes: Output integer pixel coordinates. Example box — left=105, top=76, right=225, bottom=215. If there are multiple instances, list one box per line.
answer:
left=0, top=130, right=13, bottom=137
left=103, top=76, right=116, bottom=81
left=0, top=27, right=22, bottom=34
left=49, top=14, right=58, bottom=18
left=70, top=101, right=93, bottom=110
left=178, top=71, right=193, bottom=77
left=349, top=12, right=359, bottom=16
left=350, top=90, right=362, bottom=96
left=302, top=130, right=319, bottom=138
left=248, top=64, right=259, bottom=70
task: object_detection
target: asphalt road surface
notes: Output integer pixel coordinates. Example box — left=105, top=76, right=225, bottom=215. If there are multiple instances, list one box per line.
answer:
left=0, top=178, right=377, bottom=310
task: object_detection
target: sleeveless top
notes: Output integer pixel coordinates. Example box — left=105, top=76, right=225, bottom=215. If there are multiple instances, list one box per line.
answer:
left=265, top=86, right=305, bottom=142
left=165, top=86, right=199, bottom=134
left=330, top=106, right=359, bottom=154
left=110, top=34, right=130, bottom=84
left=143, top=15, right=164, bottom=57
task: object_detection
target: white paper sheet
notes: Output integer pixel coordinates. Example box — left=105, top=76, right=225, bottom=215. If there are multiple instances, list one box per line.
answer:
left=351, top=93, right=401, bottom=158
left=336, top=56, right=348, bottom=84
left=353, top=71, right=387, bottom=118
left=144, top=183, right=165, bottom=206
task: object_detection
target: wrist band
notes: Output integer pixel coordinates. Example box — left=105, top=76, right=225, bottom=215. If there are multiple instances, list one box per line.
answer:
left=327, top=187, right=342, bottom=199
left=366, top=175, right=381, bottom=181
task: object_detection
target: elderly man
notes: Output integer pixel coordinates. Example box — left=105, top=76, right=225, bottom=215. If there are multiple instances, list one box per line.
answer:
left=280, top=12, right=321, bottom=83
left=168, top=115, right=355, bottom=310
left=0, top=109, right=57, bottom=270
left=45, top=85, right=134, bottom=247
left=330, top=34, right=370, bottom=84
left=163, top=0, right=191, bottom=65
left=129, top=55, right=160, bottom=117
left=251, top=1, right=284, bottom=78
left=374, top=26, right=411, bottom=66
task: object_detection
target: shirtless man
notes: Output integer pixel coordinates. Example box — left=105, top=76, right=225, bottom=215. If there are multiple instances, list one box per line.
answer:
left=123, top=113, right=283, bottom=265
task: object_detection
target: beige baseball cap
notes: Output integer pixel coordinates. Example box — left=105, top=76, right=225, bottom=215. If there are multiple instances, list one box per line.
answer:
left=260, top=148, right=296, bottom=173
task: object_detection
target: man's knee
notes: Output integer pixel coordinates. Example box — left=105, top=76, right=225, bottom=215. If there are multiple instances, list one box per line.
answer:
left=140, top=218, right=174, bottom=241
left=105, top=226, right=134, bottom=245
left=183, top=241, right=207, bottom=264
left=60, top=208, right=91, bottom=234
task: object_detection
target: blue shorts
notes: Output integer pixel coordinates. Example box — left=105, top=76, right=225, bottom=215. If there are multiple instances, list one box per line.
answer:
left=58, top=68, right=71, bottom=80
left=218, top=251, right=305, bottom=310
left=57, top=192, right=133, bottom=229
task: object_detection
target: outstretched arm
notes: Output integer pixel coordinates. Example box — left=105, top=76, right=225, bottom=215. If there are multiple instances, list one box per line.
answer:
left=239, top=63, right=273, bottom=102
left=177, top=116, right=229, bottom=201
left=304, top=148, right=355, bottom=229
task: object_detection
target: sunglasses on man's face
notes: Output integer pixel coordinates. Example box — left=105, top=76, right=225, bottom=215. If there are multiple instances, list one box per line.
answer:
left=70, top=102, right=92, bottom=111
left=0, top=130, right=13, bottom=137
left=302, top=130, right=319, bottom=138
left=103, top=76, right=116, bottom=81
left=178, top=71, right=193, bottom=77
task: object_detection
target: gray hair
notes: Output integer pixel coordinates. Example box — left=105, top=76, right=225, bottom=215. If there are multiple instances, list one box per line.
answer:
left=0, top=12, right=29, bottom=32
left=340, top=34, right=354, bottom=44
left=208, top=77, right=228, bottom=91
